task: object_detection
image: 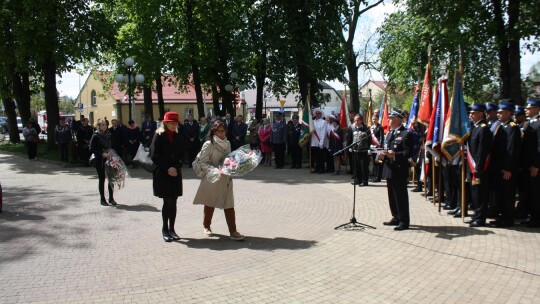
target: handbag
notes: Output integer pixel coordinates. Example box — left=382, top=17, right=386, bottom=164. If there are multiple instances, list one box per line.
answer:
left=192, top=143, right=213, bottom=178
left=133, top=143, right=157, bottom=173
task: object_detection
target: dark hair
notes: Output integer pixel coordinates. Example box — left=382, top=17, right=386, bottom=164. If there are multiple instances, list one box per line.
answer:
left=128, top=120, right=134, bottom=124
left=208, top=120, right=226, bottom=142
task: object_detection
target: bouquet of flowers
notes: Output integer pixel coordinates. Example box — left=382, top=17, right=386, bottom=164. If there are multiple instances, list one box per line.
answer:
left=104, top=149, right=129, bottom=189
left=207, top=144, right=262, bottom=183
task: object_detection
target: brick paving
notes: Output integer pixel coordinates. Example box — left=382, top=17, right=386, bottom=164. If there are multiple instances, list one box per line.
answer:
left=0, top=152, right=539, bottom=303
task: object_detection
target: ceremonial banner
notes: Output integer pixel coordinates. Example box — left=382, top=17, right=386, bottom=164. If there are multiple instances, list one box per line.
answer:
left=441, top=70, right=470, bottom=160
left=417, top=62, right=432, bottom=126
left=299, top=94, right=313, bottom=148
left=338, top=86, right=350, bottom=129
left=425, top=84, right=439, bottom=147
left=406, top=86, right=420, bottom=129
left=432, top=77, right=449, bottom=155
left=381, top=92, right=389, bottom=134
left=365, top=92, right=373, bottom=127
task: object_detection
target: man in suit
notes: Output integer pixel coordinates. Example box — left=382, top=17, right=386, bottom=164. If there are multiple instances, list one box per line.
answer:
left=490, top=99, right=521, bottom=227
left=379, top=109, right=412, bottom=231
left=182, top=114, right=200, bottom=167
left=467, top=104, right=493, bottom=227
left=231, top=115, right=248, bottom=150
left=520, top=99, right=540, bottom=227
left=347, top=114, right=371, bottom=185
left=271, top=111, right=288, bottom=169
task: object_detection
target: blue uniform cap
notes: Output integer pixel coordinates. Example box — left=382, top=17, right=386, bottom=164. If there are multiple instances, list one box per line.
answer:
left=388, top=108, right=404, bottom=119
left=470, top=103, right=486, bottom=112
left=497, top=99, right=515, bottom=112
left=526, top=99, right=540, bottom=108
left=485, top=102, right=498, bottom=111
left=514, top=105, right=525, bottom=115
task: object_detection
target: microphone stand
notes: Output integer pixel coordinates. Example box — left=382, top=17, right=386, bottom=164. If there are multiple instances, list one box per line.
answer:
left=333, top=141, right=377, bottom=231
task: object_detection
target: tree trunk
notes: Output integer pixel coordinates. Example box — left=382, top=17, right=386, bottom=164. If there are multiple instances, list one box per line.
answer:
left=185, top=0, right=205, bottom=118
left=346, top=52, right=359, bottom=113
left=211, top=84, right=220, bottom=116
left=214, top=33, right=234, bottom=116
left=1, top=77, right=19, bottom=143
left=255, top=74, right=265, bottom=120
left=143, top=86, right=153, bottom=120
left=12, top=71, right=31, bottom=126
left=507, top=0, right=522, bottom=104
left=155, top=72, right=165, bottom=120
left=492, top=0, right=511, bottom=99
left=43, top=54, right=59, bottom=149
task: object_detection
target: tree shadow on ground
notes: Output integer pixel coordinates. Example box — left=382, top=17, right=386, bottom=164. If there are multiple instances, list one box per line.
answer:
left=0, top=185, right=91, bottom=266
left=409, top=224, right=496, bottom=240
left=178, top=235, right=317, bottom=251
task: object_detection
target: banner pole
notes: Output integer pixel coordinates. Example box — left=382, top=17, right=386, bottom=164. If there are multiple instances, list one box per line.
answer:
left=461, top=146, right=466, bottom=220
left=432, top=155, right=436, bottom=206
left=438, top=160, right=442, bottom=212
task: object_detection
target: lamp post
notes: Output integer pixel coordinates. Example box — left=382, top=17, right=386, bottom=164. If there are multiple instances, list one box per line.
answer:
left=225, top=72, right=246, bottom=116
left=115, top=58, right=145, bottom=123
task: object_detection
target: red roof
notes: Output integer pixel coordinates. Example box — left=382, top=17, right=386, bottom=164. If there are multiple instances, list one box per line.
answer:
left=371, top=81, right=387, bottom=90
left=95, top=71, right=212, bottom=104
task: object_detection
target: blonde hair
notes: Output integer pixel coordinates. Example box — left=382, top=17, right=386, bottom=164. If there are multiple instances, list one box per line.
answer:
left=95, top=118, right=107, bottom=129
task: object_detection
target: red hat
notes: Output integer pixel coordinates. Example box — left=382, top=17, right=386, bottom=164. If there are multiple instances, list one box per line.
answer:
left=163, top=112, right=179, bottom=122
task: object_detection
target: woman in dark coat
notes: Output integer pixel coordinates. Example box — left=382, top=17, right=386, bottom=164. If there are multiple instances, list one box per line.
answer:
left=150, top=112, right=184, bottom=242
left=89, top=118, right=116, bottom=206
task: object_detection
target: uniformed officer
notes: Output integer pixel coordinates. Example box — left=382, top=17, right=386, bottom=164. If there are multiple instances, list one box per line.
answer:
left=379, top=108, right=412, bottom=231
left=486, top=101, right=502, bottom=217
left=288, top=114, right=303, bottom=169
left=514, top=105, right=526, bottom=127
left=486, top=102, right=501, bottom=134
left=466, top=103, right=493, bottom=227
left=490, top=99, right=521, bottom=227
left=521, top=99, right=540, bottom=227
left=515, top=105, right=528, bottom=219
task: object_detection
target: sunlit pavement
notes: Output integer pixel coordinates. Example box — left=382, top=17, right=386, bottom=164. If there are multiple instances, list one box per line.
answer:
left=1, top=152, right=539, bottom=303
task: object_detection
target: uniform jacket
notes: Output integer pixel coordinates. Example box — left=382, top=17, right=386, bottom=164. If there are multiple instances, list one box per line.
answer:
left=193, top=139, right=234, bottom=209
left=491, top=120, right=521, bottom=173
left=182, top=120, right=200, bottom=147
left=55, top=125, right=72, bottom=144
left=150, top=129, right=184, bottom=198
left=467, top=119, right=493, bottom=177
left=288, top=123, right=302, bottom=147
left=521, top=114, right=540, bottom=170
left=381, top=125, right=412, bottom=179
left=347, top=123, right=371, bottom=153
left=270, top=120, right=288, bottom=144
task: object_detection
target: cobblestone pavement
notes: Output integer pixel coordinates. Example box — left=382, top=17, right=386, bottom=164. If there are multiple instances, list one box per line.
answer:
left=0, top=152, right=539, bottom=303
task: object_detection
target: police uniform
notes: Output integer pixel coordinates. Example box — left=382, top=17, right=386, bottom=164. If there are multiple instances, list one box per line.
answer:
left=521, top=99, right=540, bottom=227
left=467, top=104, right=493, bottom=227
left=288, top=115, right=303, bottom=169
left=490, top=99, right=521, bottom=227
left=381, top=109, right=412, bottom=230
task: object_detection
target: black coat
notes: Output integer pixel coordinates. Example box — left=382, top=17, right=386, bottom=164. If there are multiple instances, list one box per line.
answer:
left=467, top=120, right=492, bottom=178
left=182, top=120, right=200, bottom=147
left=520, top=115, right=540, bottom=170
left=150, top=130, right=184, bottom=198
left=491, top=120, right=521, bottom=173
left=89, top=131, right=112, bottom=161
left=381, top=125, right=412, bottom=179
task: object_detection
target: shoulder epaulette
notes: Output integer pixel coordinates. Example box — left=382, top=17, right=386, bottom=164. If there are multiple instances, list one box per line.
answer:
left=480, top=123, right=486, bottom=128
left=509, top=122, right=516, bottom=127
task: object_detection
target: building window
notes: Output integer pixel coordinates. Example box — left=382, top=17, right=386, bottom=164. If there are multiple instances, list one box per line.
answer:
left=185, top=108, right=193, bottom=119
left=91, top=90, right=97, bottom=106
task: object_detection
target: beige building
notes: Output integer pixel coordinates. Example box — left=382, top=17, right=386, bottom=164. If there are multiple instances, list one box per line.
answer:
left=75, top=71, right=213, bottom=126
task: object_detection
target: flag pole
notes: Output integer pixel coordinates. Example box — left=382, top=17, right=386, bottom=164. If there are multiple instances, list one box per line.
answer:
left=432, top=156, right=436, bottom=206
left=438, top=160, right=442, bottom=212
left=307, top=83, right=312, bottom=172
left=458, top=47, right=467, bottom=220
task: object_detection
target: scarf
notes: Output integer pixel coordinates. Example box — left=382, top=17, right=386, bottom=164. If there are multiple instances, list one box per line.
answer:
left=213, top=135, right=229, bottom=151
left=165, top=128, right=175, bottom=143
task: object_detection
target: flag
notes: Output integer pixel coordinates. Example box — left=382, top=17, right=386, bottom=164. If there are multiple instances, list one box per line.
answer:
left=381, top=92, right=389, bottom=134
left=425, top=83, right=439, bottom=147
left=406, top=86, right=420, bottom=129
left=417, top=62, right=432, bottom=126
left=338, top=86, right=350, bottom=129
left=365, top=93, right=373, bottom=127
left=379, top=95, right=385, bottom=117
left=431, top=77, right=449, bottom=155
left=441, top=70, right=470, bottom=160
left=299, top=93, right=313, bottom=148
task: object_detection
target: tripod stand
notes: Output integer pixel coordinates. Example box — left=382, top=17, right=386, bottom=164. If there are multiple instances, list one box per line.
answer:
left=333, top=141, right=376, bottom=231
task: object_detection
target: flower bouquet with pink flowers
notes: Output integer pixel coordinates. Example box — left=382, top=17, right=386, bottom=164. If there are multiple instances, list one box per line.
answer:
left=207, top=144, right=262, bottom=183
left=104, top=149, right=129, bottom=189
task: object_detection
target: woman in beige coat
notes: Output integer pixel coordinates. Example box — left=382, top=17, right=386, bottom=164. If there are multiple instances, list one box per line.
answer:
left=193, top=121, right=244, bottom=240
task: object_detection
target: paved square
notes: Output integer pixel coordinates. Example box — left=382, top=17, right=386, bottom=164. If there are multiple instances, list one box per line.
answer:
left=0, top=152, right=539, bottom=303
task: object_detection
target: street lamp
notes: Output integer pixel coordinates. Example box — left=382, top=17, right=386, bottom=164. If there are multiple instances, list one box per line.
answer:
left=225, top=72, right=246, bottom=115
left=115, top=58, right=145, bottom=122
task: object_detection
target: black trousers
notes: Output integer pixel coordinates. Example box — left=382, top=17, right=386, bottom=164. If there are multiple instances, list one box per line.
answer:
left=95, top=158, right=113, bottom=200
left=353, top=152, right=369, bottom=183
left=290, top=144, right=302, bottom=168
left=26, top=141, right=37, bottom=159
left=58, top=143, right=69, bottom=162
left=273, top=143, right=286, bottom=168
left=496, top=174, right=516, bottom=224
left=471, top=175, right=489, bottom=222
left=443, top=164, right=459, bottom=209
left=387, top=177, right=410, bottom=225
left=528, top=175, right=540, bottom=222
left=371, top=154, right=382, bottom=181
left=311, top=147, right=325, bottom=173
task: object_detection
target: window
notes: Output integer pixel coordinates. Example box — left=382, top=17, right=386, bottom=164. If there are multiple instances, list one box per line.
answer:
left=91, top=90, right=97, bottom=106
left=184, top=108, right=193, bottom=119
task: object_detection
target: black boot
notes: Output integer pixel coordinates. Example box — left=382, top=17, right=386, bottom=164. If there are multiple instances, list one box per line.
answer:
left=108, top=197, right=117, bottom=206
left=100, top=197, right=109, bottom=206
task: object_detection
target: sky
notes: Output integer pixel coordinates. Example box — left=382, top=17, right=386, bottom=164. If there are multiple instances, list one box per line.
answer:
left=57, top=2, right=539, bottom=98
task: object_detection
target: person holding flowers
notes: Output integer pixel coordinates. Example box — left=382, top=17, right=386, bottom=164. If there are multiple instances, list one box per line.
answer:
left=193, top=121, right=244, bottom=241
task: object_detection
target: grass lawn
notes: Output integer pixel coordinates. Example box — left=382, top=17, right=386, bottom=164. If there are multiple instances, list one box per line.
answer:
left=0, top=140, right=61, bottom=162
